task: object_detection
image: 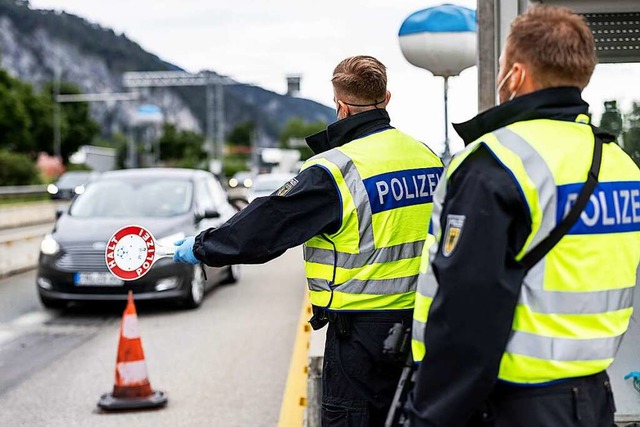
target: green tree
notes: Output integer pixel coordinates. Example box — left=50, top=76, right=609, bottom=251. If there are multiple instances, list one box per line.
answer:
left=227, top=121, right=254, bottom=148
left=623, top=102, right=640, bottom=168
left=0, top=69, right=33, bottom=154
left=0, top=68, right=99, bottom=163
left=279, top=118, right=326, bottom=161
left=223, top=121, right=254, bottom=176
left=0, top=150, right=40, bottom=185
left=157, top=123, right=207, bottom=169
left=42, top=81, right=100, bottom=162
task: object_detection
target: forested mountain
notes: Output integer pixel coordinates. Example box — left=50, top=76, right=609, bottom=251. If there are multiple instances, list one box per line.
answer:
left=0, top=0, right=333, bottom=143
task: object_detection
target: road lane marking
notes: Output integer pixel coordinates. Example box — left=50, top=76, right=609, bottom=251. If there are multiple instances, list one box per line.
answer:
left=0, top=311, right=104, bottom=348
left=10, top=310, right=54, bottom=327
left=278, top=290, right=311, bottom=427
left=0, top=329, right=17, bottom=347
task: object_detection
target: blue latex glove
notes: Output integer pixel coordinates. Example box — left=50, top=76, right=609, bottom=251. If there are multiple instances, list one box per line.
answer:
left=625, top=371, right=640, bottom=393
left=173, top=236, right=199, bottom=264
left=625, top=371, right=640, bottom=380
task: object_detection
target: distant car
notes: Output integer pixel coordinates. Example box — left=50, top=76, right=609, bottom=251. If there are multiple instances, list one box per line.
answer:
left=47, top=171, right=99, bottom=200
left=228, top=171, right=254, bottom=189
left=246, top=173, right=296, bottom=203
left=37, top=168, right=241, bottom=310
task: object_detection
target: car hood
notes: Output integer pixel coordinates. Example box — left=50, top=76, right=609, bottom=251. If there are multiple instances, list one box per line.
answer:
left=53, top=214, right=193, bottom=245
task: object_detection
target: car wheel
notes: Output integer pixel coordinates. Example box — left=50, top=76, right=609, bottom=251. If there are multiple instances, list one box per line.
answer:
left=222, top=264, right=241, bottom=285
left=39, top=293, right=67, bottom=310
left=182, top=265, right=205, bottom=309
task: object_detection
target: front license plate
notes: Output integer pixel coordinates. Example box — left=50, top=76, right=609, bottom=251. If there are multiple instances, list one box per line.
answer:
left=74, top=272, right=124, bottom=286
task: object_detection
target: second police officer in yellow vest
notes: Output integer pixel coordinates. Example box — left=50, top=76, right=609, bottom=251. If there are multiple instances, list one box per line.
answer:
left=409, top=5, right=640, bottom=427
left=173, top=55, right=444, bottom=426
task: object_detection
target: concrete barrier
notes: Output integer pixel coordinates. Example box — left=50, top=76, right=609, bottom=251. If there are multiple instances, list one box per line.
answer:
left=0, top=201, right=61, bottom=230
left=0, top=224, right=53, bottom=277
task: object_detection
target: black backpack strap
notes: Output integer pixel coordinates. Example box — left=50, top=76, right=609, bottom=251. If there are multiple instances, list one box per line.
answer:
left=520, top=128, right=604, bottom=271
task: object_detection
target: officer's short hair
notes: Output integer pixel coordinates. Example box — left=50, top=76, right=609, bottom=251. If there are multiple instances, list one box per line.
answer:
left=506, top=5, right=597, bottom=89
left=332, top=56, right=387, bottom=104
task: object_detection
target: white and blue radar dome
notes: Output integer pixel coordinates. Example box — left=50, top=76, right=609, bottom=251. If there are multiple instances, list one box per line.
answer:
left=399, top=4, right=477, bottom=77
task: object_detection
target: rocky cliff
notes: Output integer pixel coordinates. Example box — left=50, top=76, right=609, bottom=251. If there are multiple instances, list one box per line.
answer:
left=0, top=0, right=333, bottom=144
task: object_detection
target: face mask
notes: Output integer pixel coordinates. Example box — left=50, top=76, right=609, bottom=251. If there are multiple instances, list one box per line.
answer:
left=496, top=68, right=526, bottom=104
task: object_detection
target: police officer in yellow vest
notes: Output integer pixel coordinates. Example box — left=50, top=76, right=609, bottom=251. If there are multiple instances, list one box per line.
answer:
left=173, top=55, right=444, bottom=426
left=408, top=5, right=640, bottom=427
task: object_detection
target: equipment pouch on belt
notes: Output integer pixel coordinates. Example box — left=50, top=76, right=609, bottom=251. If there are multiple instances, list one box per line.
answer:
left=328, top=311, right=351, bottom=338
left=308, top=307, right=351, bottom=338
left=309, top=305, right=329, bottom=331
left=382, top=323, right=411, bottom=364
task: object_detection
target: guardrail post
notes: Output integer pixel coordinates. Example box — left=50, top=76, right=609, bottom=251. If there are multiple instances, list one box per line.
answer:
left=306, top=329, right=326, bottom=427
left=306, top=356, right=323, bottom=427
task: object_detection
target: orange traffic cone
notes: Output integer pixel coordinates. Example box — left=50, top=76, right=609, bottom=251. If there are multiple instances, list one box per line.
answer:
left=98, top=291, right=167, bottom=411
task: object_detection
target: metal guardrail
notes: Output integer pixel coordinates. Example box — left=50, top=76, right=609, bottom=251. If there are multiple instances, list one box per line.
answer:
left=0, top=185, right=48, bottom=197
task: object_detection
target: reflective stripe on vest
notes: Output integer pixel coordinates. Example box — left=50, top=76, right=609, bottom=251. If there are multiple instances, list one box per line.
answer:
left=411, top=177, right=446, bottom=362
left=411, top=233, right=438, bottom=362
left=432, top=118, right=640, bottom=384
left=301, top=128, right=443, bottom=311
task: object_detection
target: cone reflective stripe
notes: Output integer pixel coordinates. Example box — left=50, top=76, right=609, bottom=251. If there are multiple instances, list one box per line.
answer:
left=98, top=291, right=167, bottom=411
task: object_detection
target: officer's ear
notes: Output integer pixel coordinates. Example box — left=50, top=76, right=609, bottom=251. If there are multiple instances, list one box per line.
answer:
left=337, top=100, right=350, bottom=120
left=507, top=63, right=526, bottom=93
left=382, top=91, right=391, bottom=108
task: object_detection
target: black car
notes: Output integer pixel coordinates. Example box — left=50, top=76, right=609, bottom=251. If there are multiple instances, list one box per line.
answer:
left=47, top=171, right=100, bottom=200
left=37, top=168, right=241, bottom=309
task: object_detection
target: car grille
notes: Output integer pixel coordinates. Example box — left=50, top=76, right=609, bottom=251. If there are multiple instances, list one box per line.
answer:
left=55, top=243, right=108, bottom=272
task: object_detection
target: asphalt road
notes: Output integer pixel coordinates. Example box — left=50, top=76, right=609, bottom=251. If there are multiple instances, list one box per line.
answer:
left=0, top=248, right=306, bottom=427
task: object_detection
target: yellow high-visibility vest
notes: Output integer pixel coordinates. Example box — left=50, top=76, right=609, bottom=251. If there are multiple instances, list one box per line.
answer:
left=301, top=128, right=443, bottom=311
left=412, top=116, right=640, bottom=384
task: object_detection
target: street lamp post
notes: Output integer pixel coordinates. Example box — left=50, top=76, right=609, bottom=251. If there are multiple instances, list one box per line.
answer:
left=53, top=67, right=61, bottom=159
left=52, top=69, right=139, bottom=162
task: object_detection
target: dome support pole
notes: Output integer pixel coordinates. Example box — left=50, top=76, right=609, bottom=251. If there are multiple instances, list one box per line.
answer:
left=442, top=76, right=451, bottom=164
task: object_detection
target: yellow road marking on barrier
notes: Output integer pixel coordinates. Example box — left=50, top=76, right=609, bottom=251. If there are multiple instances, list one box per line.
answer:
left=278, top=290, right=312, bottom=427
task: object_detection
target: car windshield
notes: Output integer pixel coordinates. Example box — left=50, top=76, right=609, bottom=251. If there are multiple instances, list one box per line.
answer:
left=253, top=175, right=293, bottom=192
left=56, top=172, right=92, bottom=187
left=70, top=178, right=193, bottom=218
left=233, top=172, right=253, bottom=180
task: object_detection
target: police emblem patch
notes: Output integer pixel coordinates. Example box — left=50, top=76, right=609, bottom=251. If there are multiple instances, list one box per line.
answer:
left=442, top=214, right=465, bottom=257
left=276, top=177, right=299, bottom=197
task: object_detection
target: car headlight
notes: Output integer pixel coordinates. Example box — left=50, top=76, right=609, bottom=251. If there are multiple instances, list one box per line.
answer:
left=243, top=178, right=253, bottom=188
left=228, top=178, right=238, bottom=188
left=74, top=185, right=85, bottom=195
left=40, top=234, right=60, bottom=255
left=156, top=232, right=186, bottom=251
left=47, top=184, right=59, bottom=195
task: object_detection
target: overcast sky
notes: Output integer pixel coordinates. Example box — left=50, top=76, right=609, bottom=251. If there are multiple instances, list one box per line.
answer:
left=28, top=0, right=640, bottom=154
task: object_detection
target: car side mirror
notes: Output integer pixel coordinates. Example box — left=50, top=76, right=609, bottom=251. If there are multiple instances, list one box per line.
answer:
left=195, top=209, right=220, bottom=222
left=55, top=207, right=66, bottom=220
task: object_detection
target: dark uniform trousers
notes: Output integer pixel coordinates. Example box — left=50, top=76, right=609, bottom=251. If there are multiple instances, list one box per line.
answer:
left=466, top=371, right=616, bottom=427
left=321, top=311, right=412, bottom=427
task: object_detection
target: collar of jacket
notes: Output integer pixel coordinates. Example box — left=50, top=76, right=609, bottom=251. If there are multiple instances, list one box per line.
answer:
left=305, top=109, right=393, bottom=155
left=453, top=86, right=591, bottom=145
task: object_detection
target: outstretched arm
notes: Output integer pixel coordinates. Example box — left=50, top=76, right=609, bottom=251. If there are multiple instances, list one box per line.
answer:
left=191, top=166, right=341, bottom=267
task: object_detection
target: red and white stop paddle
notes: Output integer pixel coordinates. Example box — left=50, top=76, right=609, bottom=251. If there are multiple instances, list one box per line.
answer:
left=105, top=225, right=175, bottom=281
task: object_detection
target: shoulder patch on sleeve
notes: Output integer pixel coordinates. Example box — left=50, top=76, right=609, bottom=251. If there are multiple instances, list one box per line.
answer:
left=276, top=177, right=299, bottom=197
left=442, top=214, right=465, bottom=257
